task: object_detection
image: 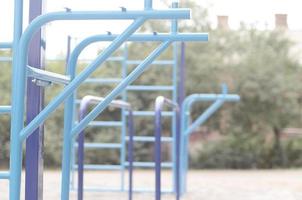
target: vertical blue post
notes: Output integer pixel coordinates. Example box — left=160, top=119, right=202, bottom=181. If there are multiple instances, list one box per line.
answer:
left=25, top=0, right=45, bottom=200
left=171, top=0, right=179, bottom=195
left=121, top=44, right=128, bottom=191
left=177, top=42, right=185, bottom=198
left=10, top=0, right=23, bottom=199
left=144, top=0, right=153, bottom=9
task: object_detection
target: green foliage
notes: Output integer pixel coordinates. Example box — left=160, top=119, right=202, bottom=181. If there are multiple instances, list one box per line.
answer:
left=190, top=133, right=302, bottom=169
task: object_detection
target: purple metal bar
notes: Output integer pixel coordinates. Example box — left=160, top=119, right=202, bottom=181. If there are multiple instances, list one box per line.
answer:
left=178, top=42, right=185, bottom=107
left=25, top=0, right=45, bottom=200
left=77, top=96, right=133, bottom=200
left=154, top=96, right=179, bottom=200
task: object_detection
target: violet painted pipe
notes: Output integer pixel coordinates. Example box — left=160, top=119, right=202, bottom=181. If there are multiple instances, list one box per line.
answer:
left=154, top=96, right=180, bottom=200
left=77, top=95, right=133, bottom=200
left=25, top=0, right=45, bottom=199
left=127, top=109, right=134, bottom=200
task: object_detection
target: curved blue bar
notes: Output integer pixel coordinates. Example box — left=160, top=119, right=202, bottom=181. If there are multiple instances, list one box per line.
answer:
left=179, top=88, right=240, bottom=194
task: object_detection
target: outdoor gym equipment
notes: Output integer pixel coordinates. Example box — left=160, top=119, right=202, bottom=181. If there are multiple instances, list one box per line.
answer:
left=2, top=0, right=208, bottom=200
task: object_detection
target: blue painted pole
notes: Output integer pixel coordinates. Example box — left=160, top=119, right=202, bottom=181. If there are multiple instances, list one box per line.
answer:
left=9, top=0, right=23, bottom=199
left=25, top=1, right=45, bottom=200
left=171, top=1, right=179, bottom=195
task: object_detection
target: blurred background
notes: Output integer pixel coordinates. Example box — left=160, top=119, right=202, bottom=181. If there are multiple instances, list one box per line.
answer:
left=1, top=0, right=302, bottom=171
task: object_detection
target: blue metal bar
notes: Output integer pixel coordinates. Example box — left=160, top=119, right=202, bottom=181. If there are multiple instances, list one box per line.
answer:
left=126, top=162, right=173, bottom=168
left=0, top=42, right=13, bottom=49
left=121, top=44, right=128, bottom=191
left=145, top=0, right=153, bottom=9
left=9, top=0, right=24, bottom=198
left=74, top=143, right=122, bottom=149
left=126, top=111, right=174, bottom=117
left=58, top=33, right=208, bottom=43
left=125, top=136, right=173, bottom=142
left=84, top=78, right=122, bottom=84
left=171, top=1, right=179, bottom=195
left=87, top=121, right=123, bottom=127
left=127, top=85, right=173, bottom=91
left=76, top=95, right=133, bottom=200
left=154, top=96, right=179, bottom=200
left=126, top=60, right=174, bottom=65
left=0, top=106, right=11, bottom=114
left=74, top=165, right=123, bottom=171
left=0, top=57, right=12, bottom=62
left=0, top=171, right=10, bottom=179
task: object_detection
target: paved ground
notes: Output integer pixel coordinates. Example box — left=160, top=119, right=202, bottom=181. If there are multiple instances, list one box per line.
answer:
left=1, top=169, right=302, bottom=199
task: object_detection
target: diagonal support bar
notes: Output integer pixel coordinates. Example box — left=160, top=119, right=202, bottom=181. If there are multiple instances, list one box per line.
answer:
left=71, top=41, right=172, bottom=138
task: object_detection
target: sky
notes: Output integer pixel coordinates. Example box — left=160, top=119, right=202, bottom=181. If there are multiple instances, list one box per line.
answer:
left=0, top=0, right=301, bottom=59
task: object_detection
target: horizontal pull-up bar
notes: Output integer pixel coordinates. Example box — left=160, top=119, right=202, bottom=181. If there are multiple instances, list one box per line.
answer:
left=27, top=66, right=71, bottom=85
left=182, top=85, right=240, bottom=136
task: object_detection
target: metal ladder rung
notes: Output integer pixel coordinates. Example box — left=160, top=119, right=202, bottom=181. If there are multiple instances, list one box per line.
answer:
left=71, top=186, right=122, bottom=192
left=0, top=42, right=12, bottom=49
left=84, top=78, right=122, bottom=84
left=0, top=105, right=11, bottom=114
left=88, top=121, right=123, bottom=127
left=125, top=161, right=173, bottom=168
left=125, top=111, right=174, bottom=117
left=74, top=142, right=122, bottom=149
left=107, top=56, right=124, bottom=61
left=127, top=85, right=173, bottom=91
left=0, top=57, right=12, bottom=62
left=126, top=136, right=173, bottom=142
left=78, top=56, right=123, bottom=63
left=0, top=171, right=10, bottom=179
left=126, top=60, right=174, bottom=65
left=73, top=164, right=122, bottom=170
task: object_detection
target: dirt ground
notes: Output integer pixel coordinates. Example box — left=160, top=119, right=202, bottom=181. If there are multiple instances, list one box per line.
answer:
left=1, top=169, right=302, bottom=200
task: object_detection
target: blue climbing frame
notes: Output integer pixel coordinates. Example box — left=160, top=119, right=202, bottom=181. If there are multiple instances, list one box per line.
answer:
left=8, top=1, right=208, bottom=200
